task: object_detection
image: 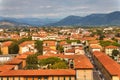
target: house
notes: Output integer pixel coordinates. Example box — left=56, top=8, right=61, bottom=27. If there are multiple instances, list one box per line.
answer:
left=105, top=45, right=119, bottom=56
left=19, top=41, right=36, bottom=54
left=43, top=47, right=58, bottom=55
left=5, top=58, right=23, bottom=70
left=1, top=41, right=12, bottom=55
left=93, top=51, right=120, bottom=80
left=89, top=44, right=102, bottom=53
left=64, top=48, right=75, bottom=55
left=16, top=52, right=34, bottom=68
left=32, top=35, right=47, bottom=41
left=0, top=65, right=16, bottom=72
left=115, top=37, right=120, bottom=44
left=75, top=47, right=85, bottom=55
left=43, top=40, right=57, bottom=50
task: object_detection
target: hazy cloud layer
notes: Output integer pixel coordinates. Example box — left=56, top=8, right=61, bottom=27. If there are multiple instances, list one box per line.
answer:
left=0, top=0, right=119, bottom=18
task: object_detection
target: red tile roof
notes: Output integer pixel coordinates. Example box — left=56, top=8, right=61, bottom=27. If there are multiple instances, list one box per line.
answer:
left=0, top=65, right=15, bottom=72
left=90, top=44, right=102, bottom=49
left=105, top=45, right=118, bottom=49
left=0, top=69, right=75, bottom=76
left=1, top=41, right=12, bottom=47
left=88, top=40, right=99, bottom=44
left=23, top=52, right=34, bottom=55
left=93, top=51, right=120, bottom=76
left=5, top=58, right=22, bottom=65
left=19, top=41, right=34, bottom=47
left=74, top=55, right=93, bottom=69
left=38, top=54, right=93, bottom=69
left=65, top=48, right=75, bottom=53
left=43, top=40, right=56, bottom=46
left=16, top=54, right=28, bottom=60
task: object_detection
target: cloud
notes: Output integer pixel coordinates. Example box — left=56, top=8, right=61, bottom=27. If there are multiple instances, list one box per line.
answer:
left=0, top=0, right=119, bottom=18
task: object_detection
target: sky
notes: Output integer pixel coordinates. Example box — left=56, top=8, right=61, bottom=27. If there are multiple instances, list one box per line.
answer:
left=0, top=0, right=120, bottom=18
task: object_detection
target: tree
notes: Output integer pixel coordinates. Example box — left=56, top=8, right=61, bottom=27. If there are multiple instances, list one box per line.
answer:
left=66, top=40, right=81, bottom=44
left=39, top=57, right=61, bottom=65
left=99, top=41, right=112, bottom=47
left=51, top=61, right=68, bottom=69
left=38, top=57, right=68, bottom=69
left=8, top=42, right=19, bottom=54
left=112, top=50, right=119, bottom=57
left=17, top=37, right=32, bottom=44
left=56, top=43, right=64, bottom=53
left=99, top=35, right=105, bottom=40
left=35, top=40, right=43, bottom=55
left=26, top=54, right=38, bottom=69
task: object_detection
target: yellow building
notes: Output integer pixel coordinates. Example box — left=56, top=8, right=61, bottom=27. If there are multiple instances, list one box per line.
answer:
left=43, top=40, right=56, bottom=50
left=1, top=41, right=12, bottom=55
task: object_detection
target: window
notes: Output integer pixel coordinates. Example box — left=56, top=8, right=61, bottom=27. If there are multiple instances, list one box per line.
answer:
left=7, top=77, right=9, bottom=80
left=32, top=77, right=34, bottom=80
left=84, top=75, right=86, bottom=80
left=63, top=77, right=65, bottom=80
left=69, top=77, right=71, bottom=80
left=44, top=76, right=48, bottom=80
left=13, top=77, right=14, bottom=80
left=84, top=70, right=86, bottom=72
left=18, top=77, right=20, bottom=80
left=26, top=77, right=28, bottom=80
left=52, top=77, right=54, bottom=80
left=58, top=77, right=60, bottom=80
left=0, top=77, right=3, bottom=80
left=38, top=77, right=41, bottom=80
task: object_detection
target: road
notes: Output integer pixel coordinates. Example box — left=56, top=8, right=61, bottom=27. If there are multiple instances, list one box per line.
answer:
left=84, top=48, right=104, bottom=80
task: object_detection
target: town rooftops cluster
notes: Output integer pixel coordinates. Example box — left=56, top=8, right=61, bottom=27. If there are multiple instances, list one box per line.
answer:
left=0, top=51, right=93, bottom=76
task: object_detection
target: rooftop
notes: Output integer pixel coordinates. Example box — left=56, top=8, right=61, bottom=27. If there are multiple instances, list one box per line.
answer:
left=0, top=69, right=75, bottom=76
left=105, top=45, right=118, bottom=49
left=93, top=51, right=120, bottom=77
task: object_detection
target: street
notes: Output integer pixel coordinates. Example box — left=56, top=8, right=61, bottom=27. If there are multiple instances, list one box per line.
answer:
left=84, top=47, right=104, bottom=80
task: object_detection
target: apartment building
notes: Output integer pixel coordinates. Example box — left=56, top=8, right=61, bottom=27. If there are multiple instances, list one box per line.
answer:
left=93, top=51, right=120, bottom=80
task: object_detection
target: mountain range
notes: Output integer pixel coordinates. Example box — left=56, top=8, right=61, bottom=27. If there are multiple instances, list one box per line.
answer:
left=0, top=11, right=120, bottom=26
left=49, top=11, right=120, bottom=26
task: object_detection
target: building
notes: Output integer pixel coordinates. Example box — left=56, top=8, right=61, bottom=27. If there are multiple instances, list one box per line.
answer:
left=1, top=41, right=12, bottom=55
left=0, top=54, right=93, bottom=80
left=89, top=44, right=102, bottom=53
left=19, top=41, right=36, bottom=54
left=93, top=51, right=120, bottom=80
left=105, top=45, right=119, bottom=56
left=43, top=40, right=57, bottom=50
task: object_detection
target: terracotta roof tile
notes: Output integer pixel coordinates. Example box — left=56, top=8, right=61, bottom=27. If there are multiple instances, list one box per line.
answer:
left=5, top=58, right=22, bottom=65
left=88, top=40, right=99, bottom=44
left=0, top=65, right=15, bottom=72
left=1, top=41, right=12, bottom=47
left=90, top=44, right=102, bottom=49
left=105, top=45, right=118, bottom=49
left=19, top=41, right=34, bottom=47
left=0, top=69, right=75, bottom=76
left=93, top=51, right=120, bottom=76
left=43, top=40, right=56, bottom=46
left=74, top=55, right=93, bottom=69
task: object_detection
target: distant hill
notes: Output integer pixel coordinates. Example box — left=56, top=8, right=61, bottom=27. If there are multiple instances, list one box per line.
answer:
left=0, top=17, right=60, bottom=26
left=49, top=15, right=83, bottom=26
left=49, top=11, right=120, bottom=26
left=0, top=11, right=120, bottom=26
